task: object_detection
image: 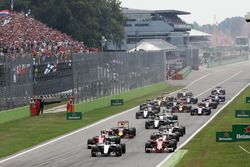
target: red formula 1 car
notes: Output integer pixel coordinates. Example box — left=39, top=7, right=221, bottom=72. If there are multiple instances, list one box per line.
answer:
left=145, top=137, right=176, bottom=153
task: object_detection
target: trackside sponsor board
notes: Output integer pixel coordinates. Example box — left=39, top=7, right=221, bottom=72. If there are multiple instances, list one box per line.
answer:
left=216, top=132, right=235, bottom=142
left=246, top=97, right=250, bottom=103
left=111, top=99, right=124, bottom=106
left=232, top=124, right=250, bottom=141
left=67, top=112, right=82, bottom=120
left=235, top=110, right=250, bottom=118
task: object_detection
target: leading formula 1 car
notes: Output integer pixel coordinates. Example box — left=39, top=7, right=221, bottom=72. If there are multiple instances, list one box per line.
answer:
left=177, top=89, right=194, bottom=98
left=211, top=86, right=226, bottom=95
left=91, top=141, right=126, bottom=157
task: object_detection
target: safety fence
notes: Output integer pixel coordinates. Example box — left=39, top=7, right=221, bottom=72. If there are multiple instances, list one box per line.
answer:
left=202, top=47, right=249, bottom=68
left=207, top=54, right=249, bottom=68
left=0, top=51, right=166, bottom=111
left=72, top=51, right=166, bottom=103
left=0, top=54, right=33, bottom=111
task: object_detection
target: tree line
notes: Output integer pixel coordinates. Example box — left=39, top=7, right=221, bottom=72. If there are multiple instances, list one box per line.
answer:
left=0, top=0, right=126, bottom=49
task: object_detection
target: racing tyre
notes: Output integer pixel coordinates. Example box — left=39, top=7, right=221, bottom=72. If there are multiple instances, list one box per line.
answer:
left=91, top=146, right=98, bottom=157
left=193, top=98, right=198, bottom=104
left=87, top=139, right=93, bottom=149
left=115, top=146, right=122, bottom=157
left=135, top=113, right=140, bottom=119
left=206, top=109, right=211, bottom=115
left=150, top=135, right=156, bottom=140
left=168, top=141, right=175, bottom=153
left=131, top=128, right=136, bottom=136
left=121, top=144, right=126, bottom=153
left=145, top=143, right=151, bottom=153
left=114, top=137, right=121, bottom=144
left=181, top=126, right=186, bottom=135
left=173, top=115, right=178, bottom=120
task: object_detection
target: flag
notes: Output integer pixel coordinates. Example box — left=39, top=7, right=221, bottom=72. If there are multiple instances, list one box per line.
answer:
left=2, top=18, right=11, bottom=26
left=0, top=10, right=10, bottom=16
left=44, top=63, right=57, bottom=75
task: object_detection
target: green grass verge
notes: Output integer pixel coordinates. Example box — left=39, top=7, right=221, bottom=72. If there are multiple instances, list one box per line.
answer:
left=76, top=82, right=175, bottom=113
left=0, top=82, right=175, bottom=124
left=0, top=101, right=67, bottom=124
left=162, top=150, right=188, bottom=167
left=174, top=87, right=250, bottom=167
left=0, top=83, right=182, bottom=158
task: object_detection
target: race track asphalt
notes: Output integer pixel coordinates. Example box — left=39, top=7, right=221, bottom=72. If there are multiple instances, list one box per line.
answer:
left=1, top=61, right=250, bottom=167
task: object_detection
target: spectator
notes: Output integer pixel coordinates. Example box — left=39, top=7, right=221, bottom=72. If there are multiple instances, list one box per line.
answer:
left=0, top=11, right=96, bottom=61
left=40, top=96, right=45, bottom=114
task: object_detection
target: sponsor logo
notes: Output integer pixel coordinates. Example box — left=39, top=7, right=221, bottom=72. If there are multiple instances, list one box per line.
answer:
left=224, top=132, right=230, bottom=137
left=236, top=134, right=250, bottom=139
left=245, top=126, right=250, bottom=133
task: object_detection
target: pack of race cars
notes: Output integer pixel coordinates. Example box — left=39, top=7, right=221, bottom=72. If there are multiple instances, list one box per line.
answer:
left=88, top=86, right=226, bottom=156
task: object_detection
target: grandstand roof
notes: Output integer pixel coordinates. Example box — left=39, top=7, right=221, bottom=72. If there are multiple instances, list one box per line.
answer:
left=123, top=8, right=190, bottom=15
left=189, top=29, right=211, bottom=37
left=129, top=39, right=177, bottom=52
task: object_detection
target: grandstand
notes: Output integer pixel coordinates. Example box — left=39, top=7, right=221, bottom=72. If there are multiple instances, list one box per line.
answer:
left=0, top=11, right=90, bottom=58
left=107, top=8, right=191, bottom=51
left=0, top=11, right=96, bottom=110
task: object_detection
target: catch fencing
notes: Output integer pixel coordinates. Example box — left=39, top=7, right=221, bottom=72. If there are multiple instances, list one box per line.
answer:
left=72, top=51, right=166, bottom=103
left=0, top=54, right=33, bottom=111
left=202, top=47, right=250, bottom=68
left=0, top=51, right=166, bottom=111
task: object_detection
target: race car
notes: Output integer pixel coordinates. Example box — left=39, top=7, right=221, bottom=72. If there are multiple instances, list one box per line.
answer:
left=111, top=121, right=136, bottom=138
left=161, top=100, right=179, bottom=109
left=145, top=116, right=171, bottom=129
left=191, top=104, right=211, bottom=116
left=150, top=131, right=179, bottom=142
left=136, top=104, right=159, bottom=119
left=159, top=123, right=186, bottom=137
left=200, top=99, right=218, bottom=109
left=157, top=112, right=178, bottom=121
left=87, top=130, right=121, bottom=149
left=211, top=86, right=226, bottom=95
left=145, top=137, right=176, bottom=153
left=209, top=94, right=225, bottom=103
left=91, top=141, right=126, bottom=157
left=171, top=103, right=192, bottom=113
left=178, top=96, right=198, bottom=104
left=177, top=89, right=194, bottom=98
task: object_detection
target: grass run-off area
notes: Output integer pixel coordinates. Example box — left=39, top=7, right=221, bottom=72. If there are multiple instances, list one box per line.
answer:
left=174, top=86, right=250, bottom=167
left=0, top=82, right=181, bottom=158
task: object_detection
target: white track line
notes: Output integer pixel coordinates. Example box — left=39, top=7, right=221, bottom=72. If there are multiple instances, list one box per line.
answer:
left=0, top=73, right=211, bottom=164
left=194, top=71, right=242, bottom=98
left=156, top=81, right=250, bottom=167
left=0, top=107, right=137, bottom=164
left=239, top=145, right=250, bottom=154
left=168, top=73, right=211, bottom=96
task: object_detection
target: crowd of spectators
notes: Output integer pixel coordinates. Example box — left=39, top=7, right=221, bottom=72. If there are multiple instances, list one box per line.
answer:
left=0, top=11, right=96, bottom=60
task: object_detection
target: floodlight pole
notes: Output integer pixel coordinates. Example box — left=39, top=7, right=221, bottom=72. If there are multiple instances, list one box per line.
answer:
left=11, top=0, right=14, bottom=11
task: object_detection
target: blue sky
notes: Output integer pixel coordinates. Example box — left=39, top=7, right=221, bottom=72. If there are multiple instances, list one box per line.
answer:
left=121, top=0, right=250, bottom=25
